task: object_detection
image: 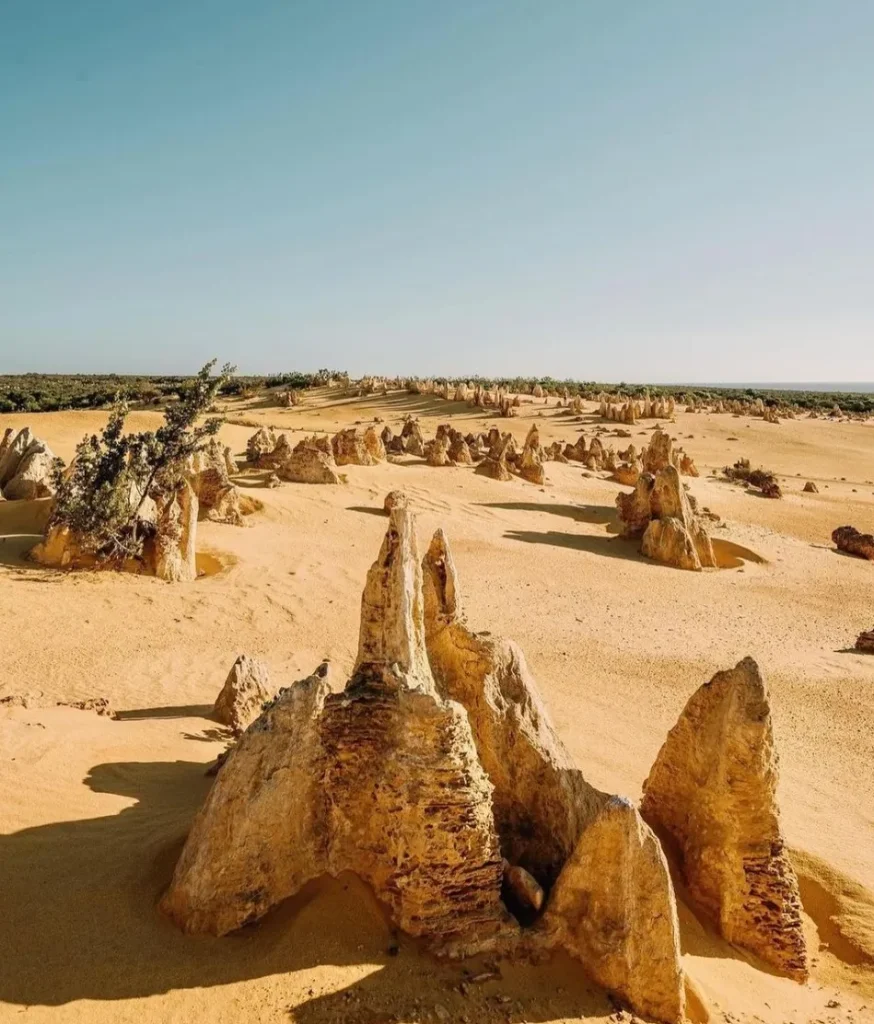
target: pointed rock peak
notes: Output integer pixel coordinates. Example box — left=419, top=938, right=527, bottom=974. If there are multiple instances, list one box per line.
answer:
left=355, top=508, right=434, bottom=691
left=642, top=656, right=808, bottom=981
left=422, top=528, right=462, bottom=634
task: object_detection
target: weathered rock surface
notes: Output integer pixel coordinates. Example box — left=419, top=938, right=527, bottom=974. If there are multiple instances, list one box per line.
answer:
left=519, top=425, right=546, bottom=485
left=162, top=511, right=686, bottom=1022
left=641, top=657, right=808, bottom=981
left=332, top=428, right=382, bottom=466
left=188, top=441, right=243, bottom=524
left=421, top=528, right=685, bottom=1020
left=617, top=466, right=716, bottom=571
left=277, top=444, right=341, bottom=484
left=833, top=525, right=874, bottom=561
left=383, top=489, right=408, bottom=514
left=144, top=480, right=199, bottom=582
left=540, top=796, right=683, bottom=1024
left=161, top=510, right=510, bottom=951
left=246, top=427, right=277, bottom=465
left=214, top=655, right=273, bottom=734
left=803, top=481, right=819, bottom=493
left=0, top=428, right=60, bottom=501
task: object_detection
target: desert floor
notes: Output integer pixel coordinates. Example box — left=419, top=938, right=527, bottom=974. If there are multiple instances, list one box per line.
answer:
left=1, top=388, right=873, bottom=1024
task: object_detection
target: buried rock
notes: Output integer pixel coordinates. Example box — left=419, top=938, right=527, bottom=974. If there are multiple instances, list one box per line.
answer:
left=641, top=657, right=808, bottom=981
left=163, top=511, right=686, bottom=1023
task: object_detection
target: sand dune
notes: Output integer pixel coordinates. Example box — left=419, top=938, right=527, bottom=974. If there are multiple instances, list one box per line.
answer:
left=1, top=389, right=872, bottom=1024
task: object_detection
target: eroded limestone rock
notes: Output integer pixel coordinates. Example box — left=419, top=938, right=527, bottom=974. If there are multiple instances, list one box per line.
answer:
left=617, top=466, right=715, bottom=571
left=144, top=480, right=199, bottom=582
left=519, top=425, right=546, bottom=485
left=214, top=655, right=273, bottom=734
left=641, top=657, right=808, bottom=981
left=421, top=529, right=685, bottom=1020
left=0, top=428, right=60, bottom=501
left=277, top=444, right=341, bottom=484
left=161, top=510, right=510, bottom=952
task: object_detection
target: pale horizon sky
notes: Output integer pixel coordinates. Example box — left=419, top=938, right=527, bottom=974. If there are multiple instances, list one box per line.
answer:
left=2, top=1, right=873, bottom=382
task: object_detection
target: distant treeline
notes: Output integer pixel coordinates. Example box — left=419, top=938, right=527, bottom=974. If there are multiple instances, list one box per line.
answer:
left=0, top=371, right=329, bottom=413
left=2, top=371, right=872, bottom=415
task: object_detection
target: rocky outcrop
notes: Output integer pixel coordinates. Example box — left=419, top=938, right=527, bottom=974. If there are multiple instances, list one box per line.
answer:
left=540, top=796, right=684, bottom=1024
left=246, top=427, right=277, bottom=465
left=0, top=428, right=60, bottom=500
left=421, top=529, right=685, bottom=1020
left=641, top=657, right=808, bottom=981
left=425, top=437, right=451, bottom=466
left=276, top=443, right=341, bottom=484
left=161, top=510, right=511, bottom=952
left=803, top=481, right=818, bottom=493
left=833, top=525, right=874, bottom=561
left=214, top=655, right=273, bottom=734
left=163, top=512, right=685, bottom=1023
left=617, top=466, right=716, bottom=571
left=519, top=425, right=546, bottom=485
left=400, top=418, right=425, bottom=457
left=188, top=440, right=243, bottom=524
left=143, top=480, right=199, bottom=582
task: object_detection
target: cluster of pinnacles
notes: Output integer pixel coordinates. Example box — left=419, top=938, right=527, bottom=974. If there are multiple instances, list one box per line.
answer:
left=161, top=506, right=808, bottom=1022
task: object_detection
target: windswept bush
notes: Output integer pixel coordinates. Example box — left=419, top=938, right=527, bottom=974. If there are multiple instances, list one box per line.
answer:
left=722, top=459, right=782, bottom=499
left=48, top=361, right=234, bottom=562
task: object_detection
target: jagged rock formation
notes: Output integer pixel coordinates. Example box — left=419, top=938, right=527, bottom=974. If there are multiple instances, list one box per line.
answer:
left=833, top=525, right=874, bottom=561
left=519, top=425, right=546, bottom=485
left=331, top=427, right=384, bottom=466
left=246, top=427, right=277, bottom=465
left=162, top=512, right=511, bottom=952
left=276, top=441, right=342, bottom=484
left=214, top=655, right=273, bottom=734
left=421, top=529, right=684, bottom=1020
left=400, top=417, right=425, bottom=457
left=188, top=440, right=244, bottom=524
left=641, top=658, right=808, bottom=981
left=143, top=479, right=199, bottom=582
left=617, top=466, right=716, bottom=570
left=425, top=437, right=451, bottom=466
left=163, top=512, right=686, bottom=1023
left=474, top=432, right=515, bottom=479
left=0, top=427, right=60, bottom=500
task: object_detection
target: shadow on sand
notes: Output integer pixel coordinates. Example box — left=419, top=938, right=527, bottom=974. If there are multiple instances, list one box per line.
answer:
left=0, top=758, right=608, bottom=1021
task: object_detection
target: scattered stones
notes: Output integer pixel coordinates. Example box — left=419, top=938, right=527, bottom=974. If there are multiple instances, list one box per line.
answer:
left=723, top=459, right=782, bottom=498
left=642, top=657, right=808, bottom=981
left=214, top=655, right=273, bottom=734
left=832, top=525, right=874, bottom=561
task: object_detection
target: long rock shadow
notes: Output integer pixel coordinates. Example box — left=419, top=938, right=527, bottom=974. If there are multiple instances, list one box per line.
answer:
left=504, top=529, right=648, bottom=563
left=478, top=501, right=618, bottom=529
left=115, top=704, right=217, bottom=721
left=0, top=758, right=601, bottom=1019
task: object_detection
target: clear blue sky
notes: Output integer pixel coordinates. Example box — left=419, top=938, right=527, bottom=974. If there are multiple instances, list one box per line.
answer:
left=2, top=1, right=872, bottom=381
